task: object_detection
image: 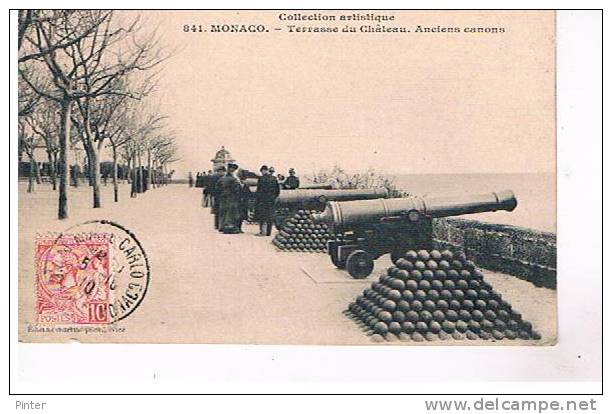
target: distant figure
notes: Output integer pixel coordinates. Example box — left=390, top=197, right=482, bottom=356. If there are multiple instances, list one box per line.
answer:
left=203, top=170, right=213, bottom=207
left=238, top=176, right=252, bottom=233
left=276, top=174, right=286, bottom=189
left=217, top=163, right=242, bottom=234
left=209, top=166, right=225, bottom=230
left=255, top=165, right=280, bottom=236
left=283, top=168, right=300, bottom=189
left=188, top=171, right=194, bottom=187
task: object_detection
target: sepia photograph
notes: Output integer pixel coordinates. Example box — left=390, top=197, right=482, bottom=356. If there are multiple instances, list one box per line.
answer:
left=8, top=5, right=603, bottom=404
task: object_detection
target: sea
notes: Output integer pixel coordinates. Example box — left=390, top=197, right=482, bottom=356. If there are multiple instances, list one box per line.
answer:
left=390, top=173, right=556, bottom=233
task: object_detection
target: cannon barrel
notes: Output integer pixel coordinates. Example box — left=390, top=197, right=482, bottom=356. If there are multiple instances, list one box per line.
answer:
left=275, top=188, right=388, bottom=208
left=313, top=190, right=517, bottom=230
left=298, top=183, right=333, bottom=190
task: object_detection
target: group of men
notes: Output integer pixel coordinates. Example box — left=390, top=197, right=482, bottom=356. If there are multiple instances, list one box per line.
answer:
left=198, top=165, right=300, bottom=236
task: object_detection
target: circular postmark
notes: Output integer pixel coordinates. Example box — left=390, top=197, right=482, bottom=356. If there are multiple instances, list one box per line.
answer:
left=38, top=220, right=150, bottom=324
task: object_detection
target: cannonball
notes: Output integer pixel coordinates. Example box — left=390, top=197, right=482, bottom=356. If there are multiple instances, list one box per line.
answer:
left=416, top=321, right=429, bottom=333
left=418, top=280, right=431, bottom=290
left=423, top=300, right=437, bottom=312
left=438, top=260, right=450, bottom=270
left=430, top=250, right=442, bottom=260
left=468, top=279, right=481, bottom=289
left=445, top=310, right=458, bottom=322
left=424, top=332, right=437, bottom=342
left=426, top=260, right=438, bottom=271
left=410, top=300, right=423, bottom=312
left=458, top=309, right=471, bottom=322
left=505, top=329, right=517, bottom=340
left=411, top=332, right=425, bottom=342
left=383, top=300, right=397, bottom=312
left=481, top=319, right=495, bottom=332
left=374, top=321, right=389, bottom=334
left=406, top=310, right=420, bottom=323
left=370, top=334, right=385, bottom=343
left=429, top=321, right=442, bottom=334
left=436, top=300, right=450, bottom=312
left=492, top=330, right=505, bottom=340
left=446, top=270, right=459, bottom=281
left=451, top=332, right=465, bottom=340
left=518, top=330, right=531, bottom=340
left=388, top=290, right=402, bottom=301
left=438, top=331, right=450, bottom=340
left=434, top=270, right=447, bottom=281
left=399, top=260, right=414, bottom=271
left=441, top=250, right=454, bottom=260
left=368, top=318, right=380, bottom=328
left=521, top=320, right=533, bottom=332
left=404, top=250, right=418, bottom=261
left=417, top=250, right=431, bottom=260
left=388, top=321, right=402, bottom=334
left=440, top=290, right=453, bottom=301
left=463, top=260, right=476, bottom=271
left=497, top=309, right=510, bottom=321
left=443, top=280, right=456, bottom=291
left=419, top=310, right=433, bottom=323
left=510, top=309, right=522, bottom=321
left=414, top=261, right=426, bottom=271
left=451, top=260, right=464, bottom=270
left=422, top=270, right=434, bottom=281
left=482, top=281, right=493, bottom=290
left=398, top=332, right=411, bottom=342
left=431, top=280, right=444, bottom=291
left=387, top=266, right=397, bottom=276
left=393, top=311, right=406, bottom=323
left=391, top=279, right=406, bottom=291
left=365, top=316, right=376, bottom=325
left=442, top=320, right=456, bottom=333
left=484, top=310, right=497, bottom=321
left=427, top=290, right=440, bottom=301
left=494, top=319, right=507, bottom=331
left=456, top=252, right=467, bottom=262
left=478, top=289, right=491, bottom=301
left=402, top=290, right=415, bottom=301
left=468, top=320, right=481, bottom=333
left=402, top=321, right=416, bottom=333
left=414, top=290, right=427, bottom=301
left=433, top=310, right=446, bottom=322
left=466, top=331, right=479, bottom=340
left=377, top=311, right=393, bottom=323
left=449, top=300, right=462, bottom=311
left=475, top=300, right=488, bottom=311
left=465, top=289, right=478, bottom=301
left=396, top=269, right=409, bottom=281
left=531, top=331, right=542, bottom=340
left=462, top=300, right=475, bottom=312
left=507, top=320, right=520, bottom=331
left=456, top=280, right=469, bottom=290
left=405, top=280, right=418, bottom=291
left=410, top=270, right=423, bottom=282
left=479, top=331, right=492, bottom=340
left=452, top=290, right=465, bottom=301
left=471, top=310, right=484, bottom=322
left=472, top=270, right=484, bottom=281
left=397, top=300, right=411, bottom=312
left=460, top=270, right=472, bottom=280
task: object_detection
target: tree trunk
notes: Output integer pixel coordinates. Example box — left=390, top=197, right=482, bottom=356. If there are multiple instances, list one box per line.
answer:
left=112, top=147, right=119, bottom=203
left=146, top=149, right=152, bottom=190
left=27, top=153, right=35, bottom=193
left=126, top=156, right=132, bottom=184
left=89, top=146, right=101, bottom=208
left=137, top=151, right=143, bottom=193
left=32, top=157, right=42, bottom=185
left=46, top=150, right=57, bottom=190
left=58, top=100, right=71, bottom=220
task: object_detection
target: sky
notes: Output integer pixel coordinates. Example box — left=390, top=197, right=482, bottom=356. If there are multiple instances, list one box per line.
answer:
left=113, top=10, right=556, bottom=178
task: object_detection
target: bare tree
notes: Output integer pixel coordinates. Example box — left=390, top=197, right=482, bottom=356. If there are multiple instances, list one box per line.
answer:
left=20, top=10, right=167, bottom=218
left=18, top=118, right=43, bottom=192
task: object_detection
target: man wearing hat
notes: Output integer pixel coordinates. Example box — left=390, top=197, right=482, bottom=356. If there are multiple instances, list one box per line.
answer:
left=209, top=166, right=226, bottom=229
left=216, top=163, right=242, bottom=234
left=283, top=168, right=300, bottom=190
left=255, top=165, right=280, bottom=236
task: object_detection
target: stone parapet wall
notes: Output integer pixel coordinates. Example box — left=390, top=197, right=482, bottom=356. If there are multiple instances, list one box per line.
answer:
left=433, top=218, right=557, bottom=289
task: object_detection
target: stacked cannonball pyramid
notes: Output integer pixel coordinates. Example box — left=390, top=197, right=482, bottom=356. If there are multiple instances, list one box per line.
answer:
left=346, top=249, right=541, bottom=343
left=272, top=209, right=337, bottom=253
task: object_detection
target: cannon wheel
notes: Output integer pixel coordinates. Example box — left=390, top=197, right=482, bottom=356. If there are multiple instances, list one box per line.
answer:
left=330, top=249, right=346, bottom=269
left=346, top=250, right=374, bottom=279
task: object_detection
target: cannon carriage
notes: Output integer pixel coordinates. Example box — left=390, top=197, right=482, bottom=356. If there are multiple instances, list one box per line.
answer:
left=312, top=190, right=518, bottom=279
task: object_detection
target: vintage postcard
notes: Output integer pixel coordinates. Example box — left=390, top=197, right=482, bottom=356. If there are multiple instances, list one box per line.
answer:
left=17, top=10, right=557, bottom=345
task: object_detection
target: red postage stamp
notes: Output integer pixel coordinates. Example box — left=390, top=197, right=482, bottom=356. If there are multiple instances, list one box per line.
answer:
left=36, top=234, right=112, bottom=324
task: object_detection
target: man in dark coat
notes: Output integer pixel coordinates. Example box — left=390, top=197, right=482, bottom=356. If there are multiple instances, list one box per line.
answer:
left=209, top=166, right=225, bottom=229
left=238, top=176, right=252, bottom=233
left=283, top=168, right=300, bottom=189
left=255, top=165, right=280, bottom=236
left=217, top=163, right=242, bottom=234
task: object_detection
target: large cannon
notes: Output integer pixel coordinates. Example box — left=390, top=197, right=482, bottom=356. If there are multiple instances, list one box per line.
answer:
left=312, top=190, right=518, bottom=278
left=273, top=188, right=388, bottom=229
